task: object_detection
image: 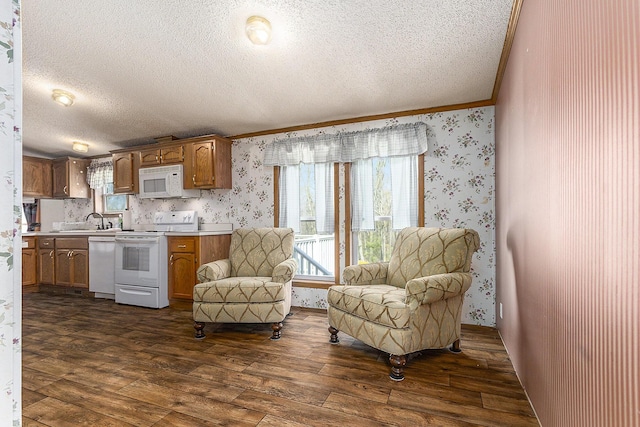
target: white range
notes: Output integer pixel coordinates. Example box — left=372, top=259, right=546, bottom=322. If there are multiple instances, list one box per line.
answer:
left=114, top=210, right=199, bottom=309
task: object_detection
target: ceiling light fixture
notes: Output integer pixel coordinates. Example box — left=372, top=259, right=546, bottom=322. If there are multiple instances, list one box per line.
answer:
left=246, top=16, right=272, bottom=45
left=52, top=89, right=75, bottom=107
left=72, top=141, right=88, bottom=153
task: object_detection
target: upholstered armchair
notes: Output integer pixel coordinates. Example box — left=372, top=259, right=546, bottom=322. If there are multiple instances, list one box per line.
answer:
left=193, top=227, right=298, bottom=340
left=327, top=227, right=480, bottom=380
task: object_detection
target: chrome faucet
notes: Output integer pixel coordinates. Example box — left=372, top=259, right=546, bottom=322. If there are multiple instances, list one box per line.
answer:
left=86, top=212, right=105, bottom=230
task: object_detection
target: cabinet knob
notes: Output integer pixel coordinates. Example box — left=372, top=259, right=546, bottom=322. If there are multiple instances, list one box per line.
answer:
left=63, top=185, right=68, bottom=194
left=178, top=245, right=186, bottom=248
left=169, top=254, right=174, bottom=264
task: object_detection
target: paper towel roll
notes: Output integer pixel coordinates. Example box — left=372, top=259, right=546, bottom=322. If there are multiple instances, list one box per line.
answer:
left=122, top=210, right=132, bottom=230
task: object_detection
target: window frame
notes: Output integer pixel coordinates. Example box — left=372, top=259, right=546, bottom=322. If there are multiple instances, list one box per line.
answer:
left=273, top=154, right=424, bottom=288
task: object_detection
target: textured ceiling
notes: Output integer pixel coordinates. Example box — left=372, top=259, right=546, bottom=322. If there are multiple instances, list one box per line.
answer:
left=22, top=0, right=514, bottom=158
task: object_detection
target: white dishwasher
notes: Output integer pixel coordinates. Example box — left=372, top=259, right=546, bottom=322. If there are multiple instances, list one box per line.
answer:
left=88, top=236, right=116, bottom=299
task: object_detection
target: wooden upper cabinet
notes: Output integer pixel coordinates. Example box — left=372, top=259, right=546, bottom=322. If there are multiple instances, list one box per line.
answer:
left=23, top=156, right=52, bottom=198
left=112, top=151, right=138, bottom=193
left=52, top=157, right=90, bottom=198
left=184, top=137, right=232, bottom=189
left=139, top=145, right=184, bottom=167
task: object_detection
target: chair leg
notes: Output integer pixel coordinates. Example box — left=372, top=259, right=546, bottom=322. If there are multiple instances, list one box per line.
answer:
left=389, top=354, right=407, bottom=381
left=328, top=326, right=339, bottom=343
left=194, top=321, right=206, bottom=339
left=271, top=322, right=283, bottom=340
left=450, top=339, right=461, bottom=353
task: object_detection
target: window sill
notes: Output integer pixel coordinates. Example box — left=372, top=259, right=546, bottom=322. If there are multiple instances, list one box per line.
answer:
left=292, top=279, right=335, bottom=289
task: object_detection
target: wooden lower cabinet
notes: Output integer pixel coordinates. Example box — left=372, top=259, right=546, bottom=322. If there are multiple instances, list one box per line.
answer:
left=52, top=238, right=89, bottom=288
left=168, top=234, right=231, bottom=301
left=37, top=238, right=56, bottom=285
left=22, top=237, right=37, bottom=286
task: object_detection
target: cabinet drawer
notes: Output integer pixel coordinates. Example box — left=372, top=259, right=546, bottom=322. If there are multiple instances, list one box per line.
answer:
left=22, top=237, right=36, bottom=249
left=38, top=238, right=55, bottom=249
left=55, top=237, right=89, bottom=249
left=169, top=237, right=195, bottom=252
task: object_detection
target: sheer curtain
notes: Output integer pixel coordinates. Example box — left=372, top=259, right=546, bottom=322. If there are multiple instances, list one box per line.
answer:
left=313, top=163, right=334, bottom=233
left=350, top=156, right=417, bottom=232
left=279, top=165, right=300, bottom=231
left=351, top=159, right=374, bottom=231
left=390, top=156, right=417, bottom=230
left=279, top=163, right=334, bottom=234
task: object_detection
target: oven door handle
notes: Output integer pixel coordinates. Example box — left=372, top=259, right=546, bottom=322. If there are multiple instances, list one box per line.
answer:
left=115, top=237, right=159, bottom=244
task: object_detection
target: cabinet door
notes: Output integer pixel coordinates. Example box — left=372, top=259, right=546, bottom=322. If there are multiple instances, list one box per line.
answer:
left=184, top=139, right=232, bottom=190
left=37, top=238, right=55, bottom=285
left=38, top=249, right=55, bottom=285
left=55, top=249, right=72, bottom=285
left=52, top=160, right=69, bottom=198
left=68, top=159, right=90, bottom=198
left=113, top=152, right=137, bottom=193
left=169, top=252, right=197, bottom=299
left=70, top=249, right=89, bottom=288
left=51, top=158, right=89, bottom=198
left=160, top=146, right=184, bottom=164
left=22, top=248, right=37, bottom=286
left=168, top=237, right=196, bottom=300
left=189, top=142, right=215, bottom=187
left=38, top=249, right=56, bottom=285
left=23, top=157, right=52, bottom=198
left=139, top=148, right=161, bottom=167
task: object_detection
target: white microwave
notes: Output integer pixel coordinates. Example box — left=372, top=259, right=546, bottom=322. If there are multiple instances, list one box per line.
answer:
left=138, top=164, right=200, bottom=199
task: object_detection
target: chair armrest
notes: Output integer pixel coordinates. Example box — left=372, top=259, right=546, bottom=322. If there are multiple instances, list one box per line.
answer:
left=342, top=262, right=389, bottom=285
left=197, top=259, right=231, bottom=283
left=272, top=258, right=298, bottom=283
left=405, top=272, right=473, bottom=307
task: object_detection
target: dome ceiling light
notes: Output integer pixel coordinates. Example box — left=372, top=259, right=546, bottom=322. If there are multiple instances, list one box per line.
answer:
left=246, top=16, right=272, bottom=45
left=52, top=89, right=75, bottom=107
left=72, top=141, right=88, bottom=153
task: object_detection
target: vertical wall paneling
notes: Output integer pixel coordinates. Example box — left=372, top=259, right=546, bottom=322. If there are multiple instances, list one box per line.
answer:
left=496, top=0, right=639, bottom=424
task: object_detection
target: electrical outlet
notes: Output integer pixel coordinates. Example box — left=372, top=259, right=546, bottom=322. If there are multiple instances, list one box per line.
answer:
left=499, top=303, right=503, bottom=319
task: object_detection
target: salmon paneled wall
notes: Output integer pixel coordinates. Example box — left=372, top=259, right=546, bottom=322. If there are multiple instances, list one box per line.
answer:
left=495, top=0, right=639, bottom=425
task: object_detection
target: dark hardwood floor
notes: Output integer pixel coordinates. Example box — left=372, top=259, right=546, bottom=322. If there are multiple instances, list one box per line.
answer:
left=22, top=292, right=539, bottom=426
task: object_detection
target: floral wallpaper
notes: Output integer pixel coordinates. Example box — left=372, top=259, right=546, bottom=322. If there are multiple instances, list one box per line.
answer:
left=0, top=0, right=21, bottom=424
left=66, top=106, right=496, bottom=326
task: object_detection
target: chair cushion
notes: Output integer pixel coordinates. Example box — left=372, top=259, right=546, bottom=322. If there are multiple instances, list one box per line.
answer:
left=194, top=277, right=286, bottom=303
left=327, top=285, right=411, bottom=329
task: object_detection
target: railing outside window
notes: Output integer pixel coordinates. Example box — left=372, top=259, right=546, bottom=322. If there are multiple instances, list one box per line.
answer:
left=294, top=234, right=335, bottom=277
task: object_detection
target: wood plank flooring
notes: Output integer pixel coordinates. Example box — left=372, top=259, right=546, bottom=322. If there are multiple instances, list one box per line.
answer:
left=22, top=292, right=539, bottom=426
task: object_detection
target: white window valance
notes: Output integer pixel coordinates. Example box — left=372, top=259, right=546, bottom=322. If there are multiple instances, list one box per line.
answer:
left=86, top=158, right=113, bottom=190
left=263, top=122, right=429, bottom=166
